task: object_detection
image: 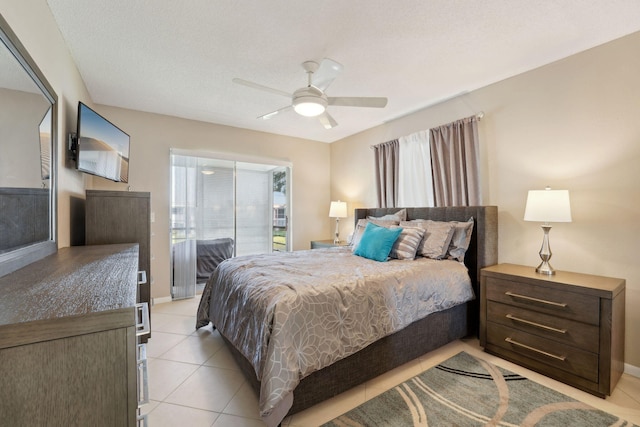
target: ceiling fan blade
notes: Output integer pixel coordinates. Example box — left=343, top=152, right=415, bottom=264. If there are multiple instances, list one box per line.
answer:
left=312, top=58, right=343, bottom=91
left=233, top=78, right=291, bottom=98
left=328, top=97, right=388, bottom=108
left=318, top=111, right=338, bottom=129
left=257, top=105, right=292, bottom=120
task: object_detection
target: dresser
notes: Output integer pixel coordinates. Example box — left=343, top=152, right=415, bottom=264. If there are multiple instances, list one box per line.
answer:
left=0, top=244, right=147, bottom=426
left=85, top=190, right=151, bottom=340
left=480, top=263, right=625, bottom=397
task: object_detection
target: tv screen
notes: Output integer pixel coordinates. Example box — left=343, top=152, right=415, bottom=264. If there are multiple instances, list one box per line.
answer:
left=76, top=102, right=129, bottom=182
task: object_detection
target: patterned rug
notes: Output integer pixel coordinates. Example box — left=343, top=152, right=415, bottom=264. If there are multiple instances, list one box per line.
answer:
left=322, top=351, right=637, bottom=427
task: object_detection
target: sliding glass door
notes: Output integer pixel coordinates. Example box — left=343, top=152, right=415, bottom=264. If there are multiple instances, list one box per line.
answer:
left=170, top=151, right=291, bottom=299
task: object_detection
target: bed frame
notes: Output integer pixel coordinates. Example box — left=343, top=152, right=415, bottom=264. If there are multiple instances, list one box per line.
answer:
left=220, top=206, right=498, bottom=416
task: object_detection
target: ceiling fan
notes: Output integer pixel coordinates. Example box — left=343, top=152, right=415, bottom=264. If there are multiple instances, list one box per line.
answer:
left=232, top=58, right=388, bottom=129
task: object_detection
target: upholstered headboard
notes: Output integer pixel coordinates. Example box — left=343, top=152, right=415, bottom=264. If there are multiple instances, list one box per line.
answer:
left=354, top=206, right=498, bottom=330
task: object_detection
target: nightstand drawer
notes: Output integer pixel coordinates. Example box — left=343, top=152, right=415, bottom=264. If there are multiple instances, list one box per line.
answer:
left=487, top=323, right=599, bottom=383
left=485, top=277, right=600, bottom=325
left=487, top=301, right=599, bottom=353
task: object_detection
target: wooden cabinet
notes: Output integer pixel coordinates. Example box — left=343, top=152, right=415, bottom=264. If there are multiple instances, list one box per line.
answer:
left=310, top=239, right=350, bottom=249
left=0, top=245, right=140, bottom=426
left=85, top=190, right=151, bottom=339
left=480, top=263, right=625, bottom=397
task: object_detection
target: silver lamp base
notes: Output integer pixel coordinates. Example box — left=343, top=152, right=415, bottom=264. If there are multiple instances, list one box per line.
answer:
left=535, top=224, right=556, bottom=275
left=333, top=218, right=341, bottom=244
left=535, top=260, right=555, bottom=275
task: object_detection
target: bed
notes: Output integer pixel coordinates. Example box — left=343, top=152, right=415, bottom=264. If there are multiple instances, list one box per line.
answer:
left=196, top=206, right=497, bottom=426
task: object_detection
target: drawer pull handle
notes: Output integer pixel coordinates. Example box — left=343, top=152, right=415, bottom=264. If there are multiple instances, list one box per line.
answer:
left=506, top=314, right=567, bottom=334
left=135, top=303, right=150, bottom=337
left=138, top=270, right=147, bottom=285
left=137, top=413, right=148, bottom=427
left=505, top=337, right=566, bottom=361
left=505, top=291, right=567, bottom=308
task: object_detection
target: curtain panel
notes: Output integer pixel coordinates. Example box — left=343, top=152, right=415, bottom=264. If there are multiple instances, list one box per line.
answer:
left=429, top=116, right=481, bottom=207
left=397, top=130, right=434, bottom=207
left=170, top=154, right=198, bottom=300
left=373, top=139, right=399, bottom=208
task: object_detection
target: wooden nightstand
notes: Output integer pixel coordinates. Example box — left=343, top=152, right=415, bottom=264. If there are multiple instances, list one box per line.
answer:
left=310, top=240, right=350, bottom=249
left=479, top=263, right=625, bottom=398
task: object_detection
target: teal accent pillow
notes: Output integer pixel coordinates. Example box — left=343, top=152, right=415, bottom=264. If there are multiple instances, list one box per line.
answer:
left=353, top=222, right=403, bottom=262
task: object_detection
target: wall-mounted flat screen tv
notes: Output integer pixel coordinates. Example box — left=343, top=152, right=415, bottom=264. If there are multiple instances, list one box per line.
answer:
left=76, top=102, right=129, bottom=183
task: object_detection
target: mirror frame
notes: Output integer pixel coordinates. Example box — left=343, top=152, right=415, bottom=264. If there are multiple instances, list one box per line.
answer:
left=0, top=13, right=58, bottom=277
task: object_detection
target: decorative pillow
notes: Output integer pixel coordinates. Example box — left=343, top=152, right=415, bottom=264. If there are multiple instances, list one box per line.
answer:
left=353, top=222, right=403, bottom=262
left=368, top=208, right=407, bottom=222
left=401, top=220, right=454, bottom=259
left=447, top=217, right=474, bottom=262
left=389, top=226, right=425, bottom=260
left=350, top=218, right=400, bottom=250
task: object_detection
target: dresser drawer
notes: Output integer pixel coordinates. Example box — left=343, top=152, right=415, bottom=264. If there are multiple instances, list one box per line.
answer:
left=487, top=322, right=599, bottom=383
left=485, top=277, right=600, bottom=325
left=487, top=301, right=599, bottom=353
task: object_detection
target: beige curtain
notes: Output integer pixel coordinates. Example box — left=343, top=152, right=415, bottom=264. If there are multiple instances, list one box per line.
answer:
left=373, top=139, right=399, bottom=208
left=429, top=116, right=481, bottom=206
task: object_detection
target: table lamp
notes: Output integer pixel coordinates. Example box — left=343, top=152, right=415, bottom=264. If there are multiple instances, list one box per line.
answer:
left=329, top=201, right=348, bottom=244
left=523, top=187, right=572, bottom=275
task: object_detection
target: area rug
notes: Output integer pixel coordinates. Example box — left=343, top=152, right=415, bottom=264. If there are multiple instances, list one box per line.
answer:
left=322, top=351, right=637, bottom=427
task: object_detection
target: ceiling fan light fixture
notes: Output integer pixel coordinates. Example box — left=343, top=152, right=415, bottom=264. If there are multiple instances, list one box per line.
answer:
left=233, top=58, right=387, bottom=128
left=293, top=98, right=326, bottom=117
left=292, top=86, right=327, bottom=117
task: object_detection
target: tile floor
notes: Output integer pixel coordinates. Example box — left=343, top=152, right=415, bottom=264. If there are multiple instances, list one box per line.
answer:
left=143, top=297, right=640, bottom=426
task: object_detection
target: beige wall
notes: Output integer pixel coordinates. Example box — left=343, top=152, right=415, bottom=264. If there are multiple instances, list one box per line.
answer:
left=330, top=32, right=640, bottom=368
left=87, top=107, right=331, bottom=300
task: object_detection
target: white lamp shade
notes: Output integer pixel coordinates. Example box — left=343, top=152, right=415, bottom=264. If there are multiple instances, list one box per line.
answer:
left=524, top=189, right=572, bottom=223
left=329, top=200, right=348, bottom=218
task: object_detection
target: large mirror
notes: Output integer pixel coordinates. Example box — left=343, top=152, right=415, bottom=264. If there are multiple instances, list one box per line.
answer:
left=0, top=14, right=57, bottom=277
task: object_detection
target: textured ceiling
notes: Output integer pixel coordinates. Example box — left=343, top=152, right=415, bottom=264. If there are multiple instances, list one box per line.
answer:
left=46, top=0, right=640, bottom=143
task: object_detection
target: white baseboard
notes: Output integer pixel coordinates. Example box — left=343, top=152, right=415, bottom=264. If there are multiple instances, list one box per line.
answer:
left=152, top=296, right=172, bottom=305
left=625, top=363, right=640, bottom=378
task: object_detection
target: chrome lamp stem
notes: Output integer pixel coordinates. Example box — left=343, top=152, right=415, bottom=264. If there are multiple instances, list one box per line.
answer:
left=536, top=223, right=555, bottom=275
left=333, top=218, right=341, bottom=244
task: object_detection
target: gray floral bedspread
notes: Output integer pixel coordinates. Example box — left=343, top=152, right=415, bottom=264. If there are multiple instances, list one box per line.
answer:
left=196, top=247, right=474, bottom=425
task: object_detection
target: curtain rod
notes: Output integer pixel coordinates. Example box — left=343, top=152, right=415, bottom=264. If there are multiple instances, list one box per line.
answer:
left=369, top=111, right=484, bottom=149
